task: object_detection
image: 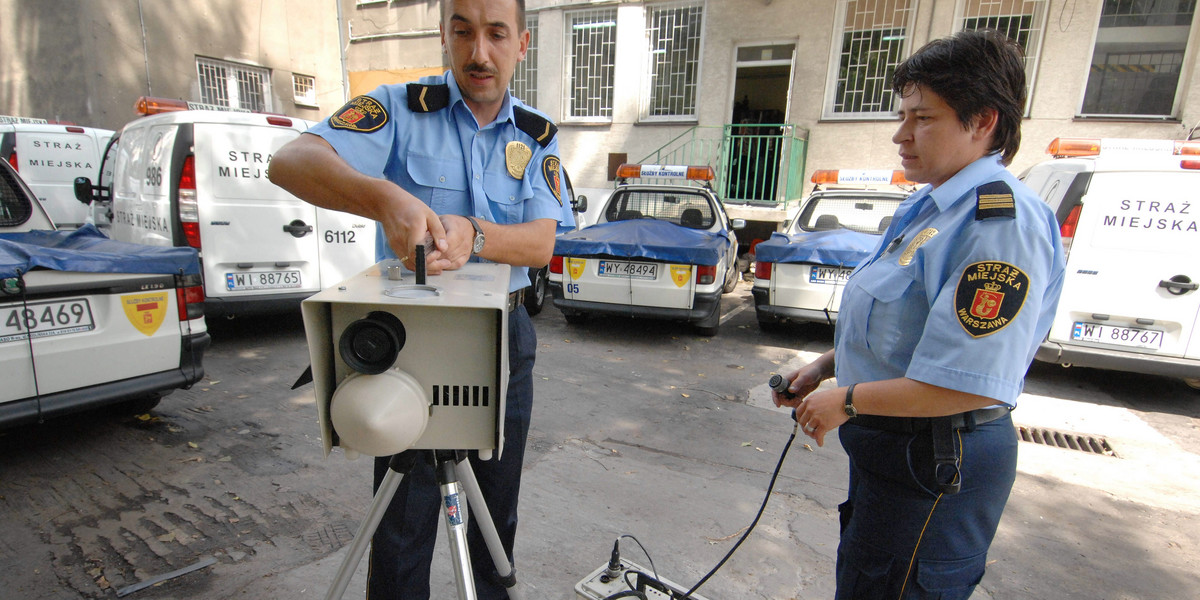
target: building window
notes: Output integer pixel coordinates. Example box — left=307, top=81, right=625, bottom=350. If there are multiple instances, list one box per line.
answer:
left=1081, top=0, right=1196, bottom=117
left=512, top=14, right=540, bottom=107
left=564, top=8, right=618, bottom=121
left=197, top=57, right=271, bottom=112
left=644, top=2, right=704, bottom=120
left=826, top=0, right=916, bottom=119
left=293, top=74, right=317, bottom=107
left=956, top=0, right=1049, bottom=115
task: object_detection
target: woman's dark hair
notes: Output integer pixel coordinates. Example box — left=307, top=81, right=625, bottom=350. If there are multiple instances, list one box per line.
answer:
left=892, top=29, right=1026, bottom=164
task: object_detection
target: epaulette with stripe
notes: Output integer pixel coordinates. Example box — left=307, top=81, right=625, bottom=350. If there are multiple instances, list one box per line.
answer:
left=406, top=83, right=450, bottom=113
left=513, top=105, right=557, bottom=148
left=975, top=180, right=1016, bottom=220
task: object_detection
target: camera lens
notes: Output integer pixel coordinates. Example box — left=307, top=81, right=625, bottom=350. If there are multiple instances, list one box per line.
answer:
left=339, top=311, right=406, bottom=374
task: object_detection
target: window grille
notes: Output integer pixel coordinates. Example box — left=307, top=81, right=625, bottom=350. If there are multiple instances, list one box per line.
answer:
left=197, top=57, right=271, bottom=112
left=293, top=74, right=317, bottom=107
left=512, top=14, right=540, bottom=107
left=564, top=8, right=618, bottom=120
left=828, top=0, right=915, bottom=118
left=1081, top=1, right=1195, bottom=117
left=957, top=0, right=1049, bottom=115
left=645, top=2, right=704, bottom=119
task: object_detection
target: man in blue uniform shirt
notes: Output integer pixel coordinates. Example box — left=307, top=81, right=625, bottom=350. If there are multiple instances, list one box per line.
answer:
left=269, top=1, right=570, bottom=598
left=774, top=30, right=1065, bottom=599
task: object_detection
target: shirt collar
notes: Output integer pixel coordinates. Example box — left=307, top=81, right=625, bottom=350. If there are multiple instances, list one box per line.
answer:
left=444, top=70, right=515, bottom=130
left=923, top=153, right=1007, bottom=211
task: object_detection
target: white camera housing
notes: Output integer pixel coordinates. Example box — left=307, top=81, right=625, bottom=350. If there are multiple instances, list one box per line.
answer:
left=301, top=260, right=510, bottom=458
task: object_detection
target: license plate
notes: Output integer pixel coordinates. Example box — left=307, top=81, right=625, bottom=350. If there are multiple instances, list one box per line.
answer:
left=597, top=260, right=658, bottom=280
left=1072, top=322, right=1164, bottom=349
left=1, top=298, right=95, bottom=343
left=809, top=266, right=854, bottom=285
left=226, top=270, right=301, bottom=291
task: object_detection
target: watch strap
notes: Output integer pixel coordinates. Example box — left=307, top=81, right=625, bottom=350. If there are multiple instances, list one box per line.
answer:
left=844, top=383, right=858, bottom=418
left=465, top=216, right=484, bottom=254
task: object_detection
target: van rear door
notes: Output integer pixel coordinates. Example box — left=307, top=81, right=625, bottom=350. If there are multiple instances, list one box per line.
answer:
left=5, top=125, right=113, bottom=229
left=192, top=117, right=322, bottom=302
left=1046, top=166, right=1200, bottom=362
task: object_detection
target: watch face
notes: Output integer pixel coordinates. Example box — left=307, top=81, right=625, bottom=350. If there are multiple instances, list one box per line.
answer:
left=473, top=233, right=485, bottom=254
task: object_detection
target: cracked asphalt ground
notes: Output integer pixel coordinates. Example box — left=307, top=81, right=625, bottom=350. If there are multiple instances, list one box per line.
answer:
left=1, top=286, right=1198, bottom=599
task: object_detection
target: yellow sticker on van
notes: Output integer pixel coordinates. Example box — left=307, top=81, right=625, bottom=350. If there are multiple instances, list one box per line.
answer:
left=122, top=292, right=169, bottom=336
left=567, top=258, right=586, bottom=281
left=670, top=265, right=691, bottom=287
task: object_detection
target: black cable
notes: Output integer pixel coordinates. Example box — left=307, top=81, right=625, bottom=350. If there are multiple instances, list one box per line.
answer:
left=679, top=420, right=800, bottom=599
left=621, top=534, right=658, bottom=581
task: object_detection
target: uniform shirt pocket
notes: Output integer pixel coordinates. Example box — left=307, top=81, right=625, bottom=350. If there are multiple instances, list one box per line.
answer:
left=483, top=169, right=524, bottom=224
left=407, top=152, right=468, bottom=213
left=854, top=266, right=921, bottom=365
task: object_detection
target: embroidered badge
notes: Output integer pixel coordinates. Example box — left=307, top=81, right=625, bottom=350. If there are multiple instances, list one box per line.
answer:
left=898, top=227, right=939, bottom=266
left=329, top=96, right=388, bottom=132
left=506, top=141, right=532, bottom=179
left=955, top=261, right=1029, bottom=338
left=542, top=155, right=563, bottom=206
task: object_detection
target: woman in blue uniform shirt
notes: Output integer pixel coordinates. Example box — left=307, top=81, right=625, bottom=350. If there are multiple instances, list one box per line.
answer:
left=773, top=30, right=1065, bottom=599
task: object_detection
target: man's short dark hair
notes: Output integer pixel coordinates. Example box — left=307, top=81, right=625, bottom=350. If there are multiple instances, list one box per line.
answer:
left=442, top=0, right=527, bottom=31
left=892, top=29, right=1026, bottom=163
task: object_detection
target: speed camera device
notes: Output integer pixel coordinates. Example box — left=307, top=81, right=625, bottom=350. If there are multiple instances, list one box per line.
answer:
left=300, top=259, right=510, bottom=459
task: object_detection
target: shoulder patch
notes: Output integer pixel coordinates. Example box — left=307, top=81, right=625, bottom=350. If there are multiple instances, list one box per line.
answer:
left=542, top=155, right=563, bottom=206
left=975, top=180, right=1016, bottom=221
left=514, top=106, right=557, bottom=147
left=955, top=261, right=1028, bottom=338
left=406, top=83, right=450, bottom=113
left=329, top=96, right=388, bottom=133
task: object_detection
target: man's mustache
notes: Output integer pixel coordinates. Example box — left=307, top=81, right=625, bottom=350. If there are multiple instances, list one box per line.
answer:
left=464, top=63, right=497, bottom=76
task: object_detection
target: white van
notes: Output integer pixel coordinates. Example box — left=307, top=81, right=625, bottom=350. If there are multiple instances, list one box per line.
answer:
left=75, top=98, right=375, bottom=318
left=1021, top=138, right=1200, bottom=389
left=0, top=116, right=114, bottom=229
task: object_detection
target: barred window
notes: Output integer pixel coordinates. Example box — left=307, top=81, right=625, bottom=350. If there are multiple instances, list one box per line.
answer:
left=511, top=14, right=540, bottom=107
left=564, top=8, right=618, bottom=120
left=957, top=0, right=1049, bottom=115
left=826, top=0, right=915, bottom=118
left=293, top=74, right=317, bottom=107
left=645, top=2, right=704, bottom=120
left=197, top=57, right=271, bottom=112
left=1081, top=0, right=1196, bottom=117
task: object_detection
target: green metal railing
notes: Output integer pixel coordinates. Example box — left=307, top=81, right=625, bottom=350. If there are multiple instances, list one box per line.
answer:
left=638, top=124, right=807, bottom=205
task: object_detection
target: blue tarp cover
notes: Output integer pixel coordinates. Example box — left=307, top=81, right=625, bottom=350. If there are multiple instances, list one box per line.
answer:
left=554, top=220, right=727, bottom=266
left=753, top=230, right=881, bottom=267
left=0, top=225, right=201, bottom=279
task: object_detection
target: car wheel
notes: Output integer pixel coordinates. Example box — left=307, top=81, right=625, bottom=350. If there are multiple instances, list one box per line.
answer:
left=524, top=267, right=548, bottom=316
left=722, top=272, right=738, bottom=294
left=1184, top=377, right=1200, bottom=391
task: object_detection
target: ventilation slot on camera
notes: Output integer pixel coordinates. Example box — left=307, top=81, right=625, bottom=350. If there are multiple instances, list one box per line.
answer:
left=433, top=385, right=490, bottom=407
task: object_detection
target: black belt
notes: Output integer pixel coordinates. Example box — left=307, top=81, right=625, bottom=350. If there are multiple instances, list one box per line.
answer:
left=507, top=289, right=524, bottom=312
left=850, top=405, right=1012, bottom=434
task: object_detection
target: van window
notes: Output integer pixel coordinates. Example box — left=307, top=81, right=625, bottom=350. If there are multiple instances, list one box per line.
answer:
left=0, top=165, right=34, bottom=226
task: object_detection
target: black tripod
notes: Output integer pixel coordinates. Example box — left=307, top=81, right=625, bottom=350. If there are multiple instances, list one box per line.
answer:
left=324, top=450, right=523, bottom=600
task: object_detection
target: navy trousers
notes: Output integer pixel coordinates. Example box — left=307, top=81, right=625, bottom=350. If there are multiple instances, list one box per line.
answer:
left=366, top=306, right=537, bottom=600
left=834, top=414, right=1017, bottom=600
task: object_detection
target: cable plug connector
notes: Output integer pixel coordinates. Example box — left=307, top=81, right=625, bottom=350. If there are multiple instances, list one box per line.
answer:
left=600, top=539, right=622, bottom=583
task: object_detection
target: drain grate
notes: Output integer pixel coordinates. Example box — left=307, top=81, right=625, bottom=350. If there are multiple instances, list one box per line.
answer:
left=1017, top=426, right=1117, bottom=457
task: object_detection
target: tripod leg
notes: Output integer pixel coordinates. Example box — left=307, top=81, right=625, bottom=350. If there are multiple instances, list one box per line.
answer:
left=435, top=451, right=478, bottom=600
left=457, top=458, right=523, bottom=600
left=324, top=452, right=419, bottom=600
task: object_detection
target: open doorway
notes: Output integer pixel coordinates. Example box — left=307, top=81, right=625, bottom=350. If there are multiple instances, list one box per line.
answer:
left=727, top=43, right=795, bottom=204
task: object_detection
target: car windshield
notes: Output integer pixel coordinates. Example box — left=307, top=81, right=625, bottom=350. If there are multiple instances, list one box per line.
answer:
left=790, top=194, right=905, bottom=235
left=604, top=189, right=716, bottom=229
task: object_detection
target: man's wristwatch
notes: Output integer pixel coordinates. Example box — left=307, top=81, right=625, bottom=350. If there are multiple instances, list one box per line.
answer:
left=465, top=216, right=485, bottom=255
left=843, top=383, right=858, bottom=419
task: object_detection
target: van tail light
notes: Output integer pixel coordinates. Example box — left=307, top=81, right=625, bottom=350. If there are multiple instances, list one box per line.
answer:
left=1059, top=204, right=1082, bottom=258
left=266, top=116, right=293, bottom=127
left=176, top=274, right=206, bottom=321
left=7, top=150, right=17, bottom=171
left=178, top=155, right=201, bottom=249
left=755, top=261, right=773, bottom=281
left=696, top=264, right=716, bottom=285
left=549, top=255, right=564, bottom=274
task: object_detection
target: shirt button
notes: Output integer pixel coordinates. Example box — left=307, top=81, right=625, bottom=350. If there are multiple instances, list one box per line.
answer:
left=509, top=196, right=515, bottom=201
left=475, top=174, right=480, bottom=180
left=439, top=176, right=446, bottom=183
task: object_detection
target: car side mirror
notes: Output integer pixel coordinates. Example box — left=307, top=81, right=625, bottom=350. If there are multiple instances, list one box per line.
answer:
left=573, top=195, right=588, bottom=213
left=730, top=218, right=746, bottom=230
left=74, top=177, right=94, bottom=204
